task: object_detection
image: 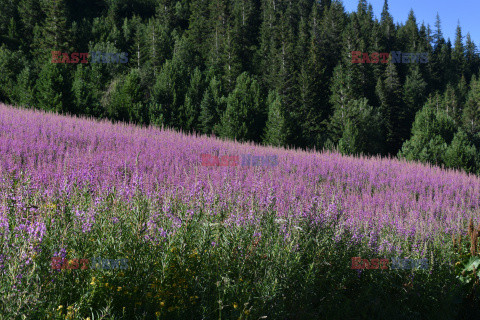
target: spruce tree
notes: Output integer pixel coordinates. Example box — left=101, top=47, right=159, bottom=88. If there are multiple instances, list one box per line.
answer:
left=41, top=0, right=70, bottom=53
left=35, top=63, right=66, bottom=112
left=180, top=67, right=205, bottom=132
left=403, top=65, right=427, bottom=125
left=453, top=23, right=465, bottom=80
left=199, top=75, right=224, bottom=134
left=444, top=129, right=478, bottom=173
left=399, top=100, right=456, bottom=164
left=463, top=75, right=480, bottom=135
left=13, top=67, right=35, bottom=108
left=263, top=90, right=287, bottom=146
left=376, top=62, right=405, bottom=155
left=218, top=72, right=263, bottom=142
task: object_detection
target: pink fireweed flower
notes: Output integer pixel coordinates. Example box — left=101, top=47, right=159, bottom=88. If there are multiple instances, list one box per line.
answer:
left=74, top=208, right=96, bottom=233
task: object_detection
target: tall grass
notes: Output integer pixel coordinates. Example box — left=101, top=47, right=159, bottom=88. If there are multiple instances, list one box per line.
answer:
left=0, top=104, right=477, bottom=319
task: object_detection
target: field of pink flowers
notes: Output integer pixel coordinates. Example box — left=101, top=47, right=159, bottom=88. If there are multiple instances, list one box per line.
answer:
left=0, top=103, right=477, bottom=319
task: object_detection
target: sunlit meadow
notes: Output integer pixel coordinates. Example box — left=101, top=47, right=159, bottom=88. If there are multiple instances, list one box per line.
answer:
left=0, top=103, right=478, bottom=319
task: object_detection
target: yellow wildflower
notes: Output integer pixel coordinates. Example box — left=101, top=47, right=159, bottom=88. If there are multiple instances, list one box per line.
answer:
left=233, top=302, right=238, bottom=309
left=57, top=305, right=63, bottom=311
left=117, top=287, right=122, bottom=292
left=160, top=301, right=165, bottom=307
left=155, top=311, right=161, bottom=317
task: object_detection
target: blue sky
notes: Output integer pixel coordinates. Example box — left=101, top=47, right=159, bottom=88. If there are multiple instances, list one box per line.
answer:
left=341, top=0, right=480, bottom=48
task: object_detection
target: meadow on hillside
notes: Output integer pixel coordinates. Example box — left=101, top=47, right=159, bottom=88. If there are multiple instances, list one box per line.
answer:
left=1, top=103, right=480, bottom=319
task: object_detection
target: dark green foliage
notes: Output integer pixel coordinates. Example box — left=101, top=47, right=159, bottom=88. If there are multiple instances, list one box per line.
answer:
left=376, top=62, right=406, bottom=154
left=41, top=0, right=70, bottom=53
left=34, top=63, right=68, bottom=113
left=463, top=75, right=480, bottom=135
left=263, top=90, right=287, bottom=147
left=0, top=45, right=23, bottom=103
left=199, top=75, right=225, bottom=135
left=180, top=67, right=205, bottom=132
left=218, top=72, right=264, bottom=142
left=1, top=0, right=480, bottom=173
left=399, top=101, right=456, bottom=165
left=14, top=67, right=35, bottom=109
left=330, top=98, right=383, bottom=155
left=72, top=64, right=101, bottom=117
left=444, top=130, right=478, bottom=173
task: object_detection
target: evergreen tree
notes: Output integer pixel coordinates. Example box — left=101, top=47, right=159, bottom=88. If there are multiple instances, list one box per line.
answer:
left=102, top=69, right=146, bottom=123
left=0, top=0, right=18, bottom=45
left=199, top=75, right=225, bottom=134
left=315, top=1, right=346, bottom=77
left=399, top=101, right=456, bottom=164
left=263, top=90, right=287, bottom=146
left=143, top=18, right=172, bottom=77
left=457, top=75, right=469, bottom=105
left=465, top=33, right=479, bottom=82
left=444, top=129, right=478, bottom=173
left=400, top=10, right=419, bottom=52
left=179, top=67, right=205, bottom=132
left=297, top=61, right=329, bottom=148
left=17, top=0, right=43, bottom=47
left=207, top=0, right=228, bottom=74
left=330, top=98, right=382, bottom=155
left=403, top=65, right=427, bottom=127
left=376, top=62, right=405, bottom=154
left=218, top=72, right=264, bottom=142
left=442, top=83, right=461, bottom=124
left=0, top=46, right=23, bottom=104
left=329, top=63, right=361, bottom=119
left=124, top=15, right=146, bottom=69
left=433, top=12, right=444, bottom=47
left=453, top=23, right=465, bottom=80
left=150, top=59, right=179, bottom=127
left=35, top=63, right=66, bottom=112
left=72, top=64, right=102, bottom=117
left=13, top=67, right=35, bottom=108
left=187, top=0, right=212, bottom=59
left=463, top=75, right=480, bottom=135
left=231, top=0, right=259, bottom=72
left=41, top=0, right=70, bottom=53
left=380, top=0, right=395, bottom=50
